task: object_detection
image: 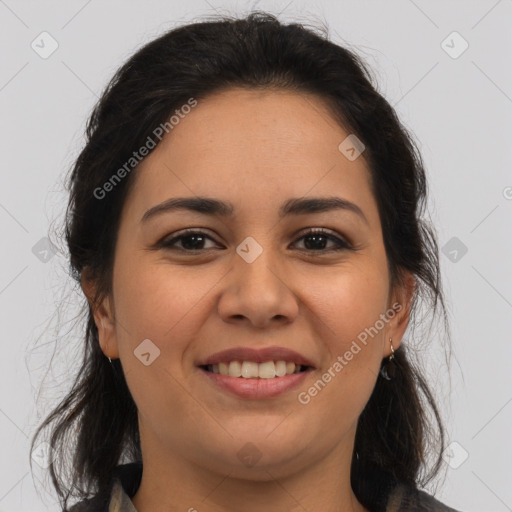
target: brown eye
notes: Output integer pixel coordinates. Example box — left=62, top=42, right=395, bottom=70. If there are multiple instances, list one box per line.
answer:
left=291, top=228, right=352, bottom=253
left=159, top=230, right=220, bottom=252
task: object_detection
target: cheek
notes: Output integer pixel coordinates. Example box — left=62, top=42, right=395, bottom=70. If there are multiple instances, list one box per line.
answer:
left=111, top=261, right=205, bottom=417
left=114, top=262, right=200, bottom=344
left=297, top=273, right=387, bottom=425
left=112, top=258, right=220, bottom=358
left=304, top=261, right=389, bottom=338
left=298, top=260, right=389, bottom=408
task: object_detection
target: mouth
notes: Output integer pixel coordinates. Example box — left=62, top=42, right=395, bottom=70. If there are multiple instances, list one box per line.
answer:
left=195, top=346, right=316, bottom=399
left=199, top=361, right=312, bottom=379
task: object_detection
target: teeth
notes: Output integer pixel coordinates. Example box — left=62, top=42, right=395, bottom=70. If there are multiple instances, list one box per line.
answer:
left=242, top=361, right=259, bottom=378
left=228, top=361, right=242, bottom=377
left=209, top=360, right=305, bottom=378
left=258, top=361, right=276, bottom=379
left=275, top=360, right=287, bottom=377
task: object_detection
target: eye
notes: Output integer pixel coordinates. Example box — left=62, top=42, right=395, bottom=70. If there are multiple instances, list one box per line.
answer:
left=157, top=227, right=353, bottom=254
left=291, top=228, right=353, bottom=253
left=158, top=229, right=220, bottom=252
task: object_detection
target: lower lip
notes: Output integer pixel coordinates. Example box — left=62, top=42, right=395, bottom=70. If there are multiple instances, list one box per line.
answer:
left=198, top=367, right=313, bottom=399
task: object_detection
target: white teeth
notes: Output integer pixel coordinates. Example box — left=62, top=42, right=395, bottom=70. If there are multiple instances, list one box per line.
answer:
left=210, top=360, right=304, bottom=378
left=258, top=361, right=276, bottom=379
left=228, top=361, right=242, bottom=377
left=241, top=361, right=259, bottom=378
left=275, top=360, right=287, bottom=377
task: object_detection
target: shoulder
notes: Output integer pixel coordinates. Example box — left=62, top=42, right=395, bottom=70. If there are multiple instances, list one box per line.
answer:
left=386, top=482, right=462, bottom=512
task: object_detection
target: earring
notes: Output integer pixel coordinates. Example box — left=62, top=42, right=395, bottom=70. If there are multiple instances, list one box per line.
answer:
left=379, top=338, right=396, bottom=380
left=105, top=341, right=112, bottom=364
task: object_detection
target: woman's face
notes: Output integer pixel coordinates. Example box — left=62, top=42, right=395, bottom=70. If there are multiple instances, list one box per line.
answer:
left=88, top=88, right=413, bottom=480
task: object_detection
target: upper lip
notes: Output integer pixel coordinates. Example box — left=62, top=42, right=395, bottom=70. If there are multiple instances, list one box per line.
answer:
left=197, top=346, right=316, bottom=368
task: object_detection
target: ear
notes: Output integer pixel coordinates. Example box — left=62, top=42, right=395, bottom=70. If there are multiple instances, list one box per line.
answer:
left=385, top=270, right=416, bottom=357
left=81, top=270, right=119, bottom=360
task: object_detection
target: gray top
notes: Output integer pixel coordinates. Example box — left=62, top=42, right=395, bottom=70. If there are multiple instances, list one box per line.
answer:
left=105, top=478, right=138, bottom=512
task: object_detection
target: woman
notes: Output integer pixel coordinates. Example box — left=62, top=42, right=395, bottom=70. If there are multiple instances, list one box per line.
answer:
left=31, top=11, right=461, bottom=512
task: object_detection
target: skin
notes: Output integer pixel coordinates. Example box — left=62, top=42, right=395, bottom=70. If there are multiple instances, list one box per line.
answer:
left=82, top=87, right=415, bottom=512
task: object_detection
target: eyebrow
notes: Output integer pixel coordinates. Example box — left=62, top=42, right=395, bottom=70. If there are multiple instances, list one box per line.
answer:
left=141, top=196, right=368, bottom=225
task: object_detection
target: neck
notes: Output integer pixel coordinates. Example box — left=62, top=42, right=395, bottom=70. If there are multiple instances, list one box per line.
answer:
left=131, top=428, right=368, bottom=512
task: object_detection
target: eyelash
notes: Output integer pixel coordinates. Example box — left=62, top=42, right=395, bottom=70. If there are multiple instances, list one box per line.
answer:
left=157, top=228, right=353, bottom=254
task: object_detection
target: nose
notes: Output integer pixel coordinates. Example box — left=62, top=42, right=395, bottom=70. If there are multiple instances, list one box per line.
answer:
left=217, top=246, right=299, bottom=329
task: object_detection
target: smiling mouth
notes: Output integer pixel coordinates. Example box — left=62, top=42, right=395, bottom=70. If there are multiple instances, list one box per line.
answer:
left=200, top=361, right=312, bottom=379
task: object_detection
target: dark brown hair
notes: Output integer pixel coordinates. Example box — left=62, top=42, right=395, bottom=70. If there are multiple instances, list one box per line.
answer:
left=30, top=11, right=451, bottom=511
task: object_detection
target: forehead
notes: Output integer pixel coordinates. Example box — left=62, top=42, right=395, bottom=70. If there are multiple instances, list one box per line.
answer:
left=122, top=88, right=377, bottom=225
left=158, top=87, right=356, bottom=168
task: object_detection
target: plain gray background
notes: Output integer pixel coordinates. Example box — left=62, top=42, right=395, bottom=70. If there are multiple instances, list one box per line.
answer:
left=1, top=1, right=511, bottom=511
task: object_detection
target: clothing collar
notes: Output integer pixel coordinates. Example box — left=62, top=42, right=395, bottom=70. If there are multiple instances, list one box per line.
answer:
left=107, top=462, right=143, bottom=512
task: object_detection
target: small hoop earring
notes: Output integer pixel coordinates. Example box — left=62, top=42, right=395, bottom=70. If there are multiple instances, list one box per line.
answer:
left=379, top=337, right=396, bottom=380
left=105, top=341, right=112, bottom=364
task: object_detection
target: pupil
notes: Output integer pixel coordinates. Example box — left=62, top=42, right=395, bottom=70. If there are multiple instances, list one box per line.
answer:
left=183, top=235, right=204, bottom=250
left=304, top=235, right=326, bottom=250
